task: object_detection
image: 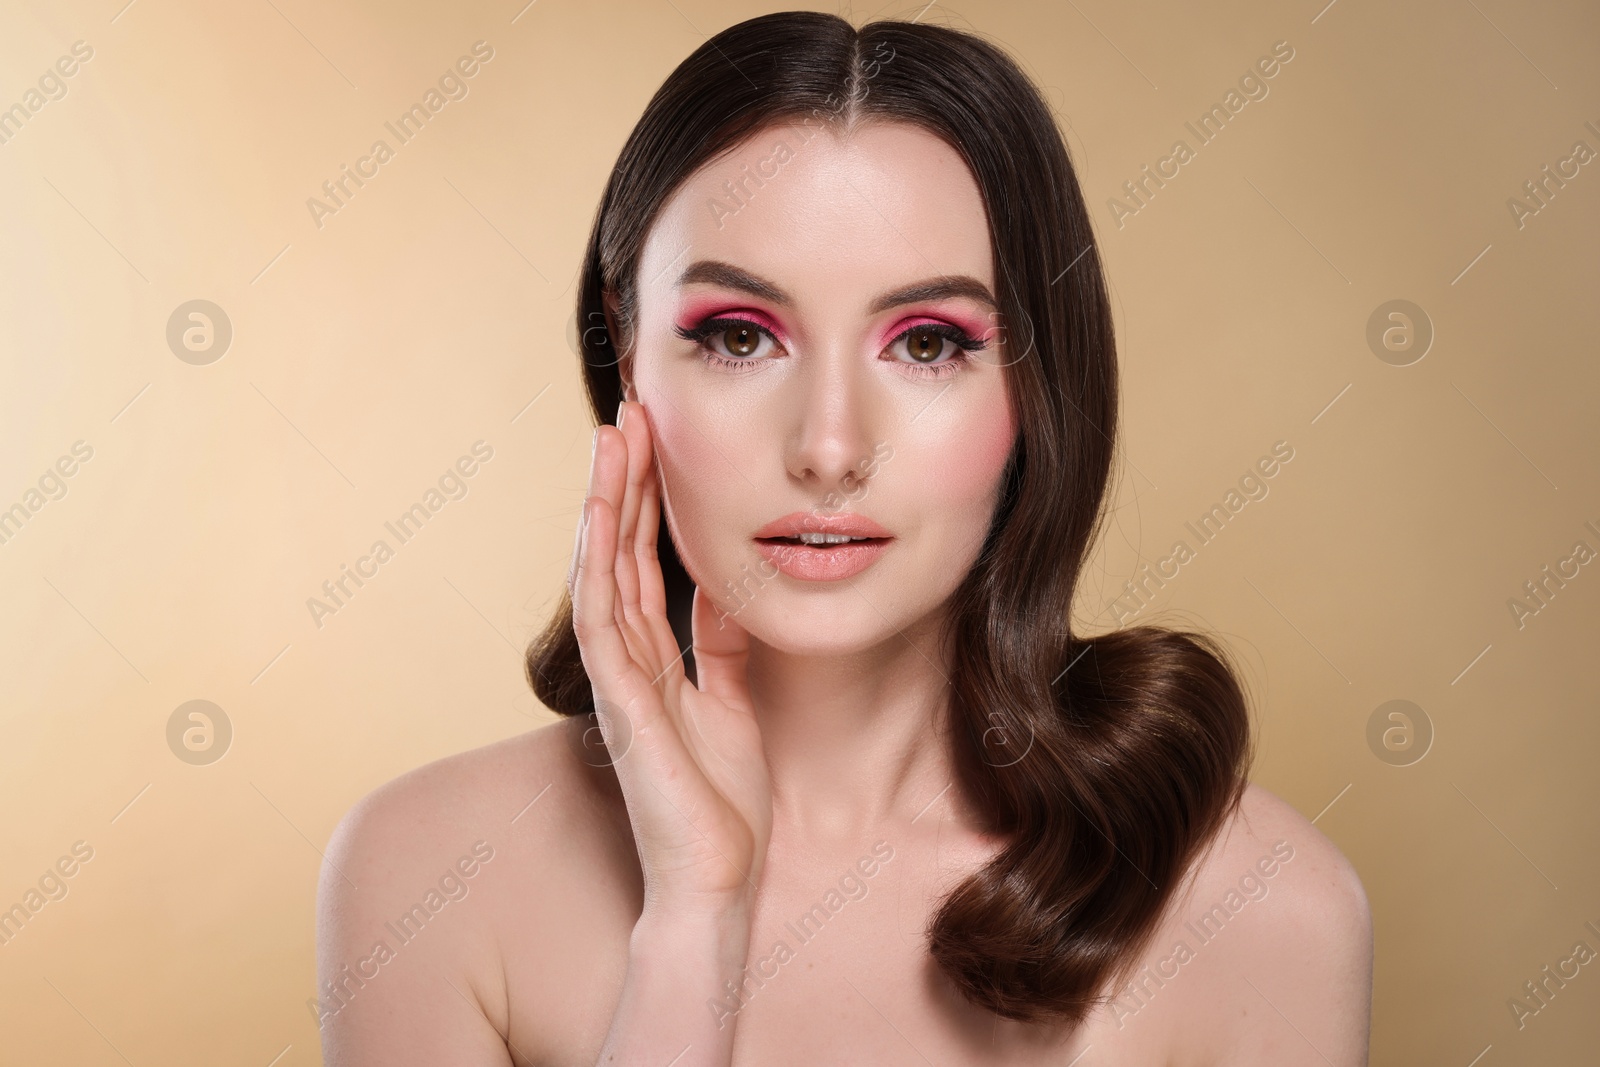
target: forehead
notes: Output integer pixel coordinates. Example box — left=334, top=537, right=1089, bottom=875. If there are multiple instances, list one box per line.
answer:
left=639, top=120, right=994, bottom=306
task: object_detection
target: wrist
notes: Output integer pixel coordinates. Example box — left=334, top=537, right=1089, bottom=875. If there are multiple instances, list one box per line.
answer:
left=632, top=897, right=752, bottom=969
left=634, top=891, right=751, bottom=934
left=639, top=883, right=754, bottom=927
left=601, top=895, right=756, bottom=1063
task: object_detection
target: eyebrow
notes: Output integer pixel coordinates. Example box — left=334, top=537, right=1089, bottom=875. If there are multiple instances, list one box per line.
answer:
left=676, top=259, right=998, bottom=315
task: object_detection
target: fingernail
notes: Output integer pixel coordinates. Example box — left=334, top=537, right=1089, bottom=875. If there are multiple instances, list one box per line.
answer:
left=578, top=499, right=594, bottom=556
left=617, top=400, right=627, bottom=430
left=588, top=428, right=602, bottom=494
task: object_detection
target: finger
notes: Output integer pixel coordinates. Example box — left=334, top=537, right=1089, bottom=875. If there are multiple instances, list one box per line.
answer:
left=691, top=585, right=752, bottom=708
left=630, top=409, right=668, bottom=627
left=576, top=495, right=683, bottom=730
left=631, top=471, right=682, bottom=674
left=568, top=427, right=611, bottom=600
left=589, top=425, right=655, bottom=669
left=611, top=402, right=647, bottom=622
left=570, top=497, right=633, bottom=690
left=630, top=406, right=676, bottom=662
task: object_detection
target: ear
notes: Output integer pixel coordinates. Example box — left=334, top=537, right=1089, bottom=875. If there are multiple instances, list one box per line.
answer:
left=601, top=287, right=634, bottom=403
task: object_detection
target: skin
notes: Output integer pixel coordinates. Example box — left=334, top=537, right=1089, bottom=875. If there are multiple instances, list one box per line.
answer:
left=316, top=121, right=1373, bottom=1065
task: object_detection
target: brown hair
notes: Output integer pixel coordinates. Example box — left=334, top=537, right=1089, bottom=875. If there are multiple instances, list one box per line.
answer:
left=526, top=10, right=1253, bottom=1028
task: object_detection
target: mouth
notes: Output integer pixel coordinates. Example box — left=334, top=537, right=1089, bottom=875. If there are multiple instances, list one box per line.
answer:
left=752, top=512, right=893, bottom=582
left=752, top=511, right=893, bottom=540
left=755, top=532, right=891, bottom=548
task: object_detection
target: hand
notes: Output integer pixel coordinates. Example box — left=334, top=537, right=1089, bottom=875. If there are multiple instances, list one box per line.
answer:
left=568, top=399, right=774, bottom=917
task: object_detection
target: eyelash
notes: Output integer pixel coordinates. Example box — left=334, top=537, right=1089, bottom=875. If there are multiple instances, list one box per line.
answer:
left=672, top=316, right=987, bottom=379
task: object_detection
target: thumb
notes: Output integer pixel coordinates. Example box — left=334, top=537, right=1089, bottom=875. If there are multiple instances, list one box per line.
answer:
left=691, top=585, right=751, bottom=706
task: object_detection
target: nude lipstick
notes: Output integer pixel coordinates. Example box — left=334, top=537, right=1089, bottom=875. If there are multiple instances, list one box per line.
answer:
left=752, top=512, right=893, bottom=582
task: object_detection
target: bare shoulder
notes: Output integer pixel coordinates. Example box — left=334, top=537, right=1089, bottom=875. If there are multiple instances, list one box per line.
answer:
left=1203, top=783, right=1370, bottom=921
left=321, top=717, right=614, bottom=875
left=1170, top=782, right=1374, bottom=1065
left=315, top=717, right=632, bottom=1065
left=320, top=720, right=592, bottom=928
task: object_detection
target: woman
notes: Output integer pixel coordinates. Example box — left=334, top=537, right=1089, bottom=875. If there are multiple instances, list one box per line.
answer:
left=316, top=11, right=1372, bottom=1065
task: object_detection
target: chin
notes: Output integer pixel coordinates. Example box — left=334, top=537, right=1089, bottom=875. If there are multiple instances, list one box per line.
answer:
left=715, top=572, right=936, bottom=654
left=739, top=606, right=914, bottom=658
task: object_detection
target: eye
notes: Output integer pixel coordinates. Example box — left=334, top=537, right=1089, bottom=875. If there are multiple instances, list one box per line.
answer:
left=706, top=321, right=772, bottom=359
left=884, top=322, right=987, bottom=378
left=673, top=316, right=782, bottom=370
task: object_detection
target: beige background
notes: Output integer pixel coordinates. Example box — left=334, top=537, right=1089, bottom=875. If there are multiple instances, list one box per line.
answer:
left=2, top=0, right=1596, bottom=1063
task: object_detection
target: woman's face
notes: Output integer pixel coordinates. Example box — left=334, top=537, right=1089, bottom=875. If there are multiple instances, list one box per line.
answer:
left=622, top=119, right=1018, bottom=656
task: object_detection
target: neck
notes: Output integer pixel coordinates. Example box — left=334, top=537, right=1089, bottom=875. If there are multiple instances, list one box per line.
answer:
left=744, top=612, right=975, bottom=847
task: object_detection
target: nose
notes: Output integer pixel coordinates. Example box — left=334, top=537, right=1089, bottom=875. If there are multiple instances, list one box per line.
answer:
left=783, top=343, right=877, bottom=497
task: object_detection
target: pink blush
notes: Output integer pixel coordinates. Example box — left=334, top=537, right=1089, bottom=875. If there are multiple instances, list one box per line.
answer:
left=910, top=383, right=1018, bottom=497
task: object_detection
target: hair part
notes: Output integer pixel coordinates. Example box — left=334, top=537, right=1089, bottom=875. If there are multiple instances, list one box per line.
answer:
left=526, top=10, right=1253, bottom=1029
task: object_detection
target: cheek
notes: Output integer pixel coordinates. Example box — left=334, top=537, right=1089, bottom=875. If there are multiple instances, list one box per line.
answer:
left=908, top=401, right=1016, bottom=521
left=640, top=397, right=752, bottom=575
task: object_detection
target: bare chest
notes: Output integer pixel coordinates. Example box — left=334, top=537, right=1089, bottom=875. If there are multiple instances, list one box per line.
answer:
left=499, top=847, right=1195, bottom=1067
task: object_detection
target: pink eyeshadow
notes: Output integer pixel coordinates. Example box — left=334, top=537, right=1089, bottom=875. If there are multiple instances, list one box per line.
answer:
left=675, top=299, right=791, bottom=345
left=875, top=311, right=997, bottom=349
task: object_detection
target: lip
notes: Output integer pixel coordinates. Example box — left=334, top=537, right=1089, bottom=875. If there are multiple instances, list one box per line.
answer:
left=753, top=512, right=893, bottom=540
left=753, top=511, right=893, bottom=582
